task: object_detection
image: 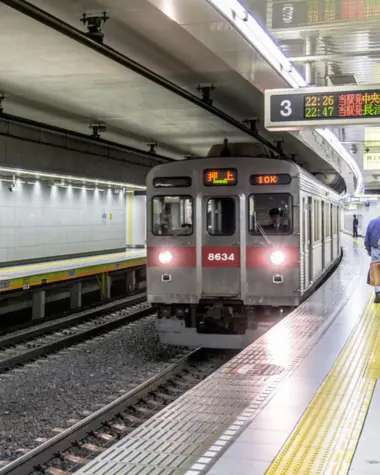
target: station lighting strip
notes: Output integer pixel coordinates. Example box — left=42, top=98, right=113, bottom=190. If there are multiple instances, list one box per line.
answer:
left=0, top=166, right=146, bottom=191
left=206, top=0, right=363, bottom=195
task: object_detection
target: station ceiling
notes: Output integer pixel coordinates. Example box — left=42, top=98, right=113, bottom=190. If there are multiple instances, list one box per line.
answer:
left=0, top=0, right=377, bottom=192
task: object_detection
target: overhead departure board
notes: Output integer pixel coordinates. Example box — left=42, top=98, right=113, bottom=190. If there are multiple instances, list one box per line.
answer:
left=271, top=0, right=380, bottom=29
left=265, top=85, right=380, bottom=130
left=204, top=169, right=237, bottom=186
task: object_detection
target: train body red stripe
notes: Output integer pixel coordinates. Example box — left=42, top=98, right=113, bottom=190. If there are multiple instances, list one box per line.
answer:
left=147, top=247, right=196, bottom=267
left=246, top=246, right=299, bottom=268
left=202, top=246, right=240, bottom=267
left=147, top=246, right=299, bottom=268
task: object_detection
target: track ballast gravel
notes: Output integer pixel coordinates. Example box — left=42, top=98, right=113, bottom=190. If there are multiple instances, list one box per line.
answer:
left=0, top=315, right=186, bottom=461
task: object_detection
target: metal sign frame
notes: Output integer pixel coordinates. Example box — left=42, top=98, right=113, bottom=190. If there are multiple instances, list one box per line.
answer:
left=264, top=84, right=380, bottom=131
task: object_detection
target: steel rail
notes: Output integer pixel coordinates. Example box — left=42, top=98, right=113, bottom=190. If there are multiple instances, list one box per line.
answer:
left=0, top=300, right=152, bottom=373
left=0, top=292, right=146, bottom=348
left=1, top=0, right=290, bottom=159
left=0, top=347, right=202, bottom=475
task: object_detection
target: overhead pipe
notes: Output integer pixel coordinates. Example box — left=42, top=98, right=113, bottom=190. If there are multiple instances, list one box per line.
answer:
left=1, top=0, right=293, bottom=160
left=0, top=112, right=172, bottom=166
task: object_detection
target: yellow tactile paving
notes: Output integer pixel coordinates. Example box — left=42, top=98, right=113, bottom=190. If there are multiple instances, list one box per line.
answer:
left=266, top=292, right=380, bottom=474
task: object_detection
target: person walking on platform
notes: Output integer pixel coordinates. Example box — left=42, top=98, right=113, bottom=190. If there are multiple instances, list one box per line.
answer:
left=365, top=217, right=380, bottom=303
left=353, top=214, right=359, bottom=237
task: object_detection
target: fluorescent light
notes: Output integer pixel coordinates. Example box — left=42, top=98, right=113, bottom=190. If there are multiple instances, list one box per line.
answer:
left=207, top=0, right=363, bottom=194
left=0, top=166, right=146, bottom=190
left=206, top=0, right=306, bottom=88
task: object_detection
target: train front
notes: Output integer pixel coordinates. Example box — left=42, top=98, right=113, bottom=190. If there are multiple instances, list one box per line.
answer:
left=146, top=150, right=300, bottom=350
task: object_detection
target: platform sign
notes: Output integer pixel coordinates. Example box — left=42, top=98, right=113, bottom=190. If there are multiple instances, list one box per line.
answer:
left=265, top=85, right=380, bottom=131
left=364, top=153, right=380, bottom=170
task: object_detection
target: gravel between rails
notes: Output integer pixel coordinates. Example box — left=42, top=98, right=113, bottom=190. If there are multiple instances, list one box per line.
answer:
left=0, top=315, right=187, bottom=462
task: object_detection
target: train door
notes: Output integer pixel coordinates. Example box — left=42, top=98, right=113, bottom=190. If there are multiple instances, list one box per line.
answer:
left=202, top=196, right=241, bottom=296
left=302, top=196, right=309, bottom=291
left=330, top=204, right=334, bottom=260
left=337, top=207, right=341, bottom=254
left=321, top=201, right=325, bottom=269
left=308, top=196, right=313, bottom=283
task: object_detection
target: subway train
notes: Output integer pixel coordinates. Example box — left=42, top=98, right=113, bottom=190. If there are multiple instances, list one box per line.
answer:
left=146, top=143, right=342, bottom=349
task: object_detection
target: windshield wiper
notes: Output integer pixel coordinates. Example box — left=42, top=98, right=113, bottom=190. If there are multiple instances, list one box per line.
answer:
left=255, top=219, right=273, bottom=246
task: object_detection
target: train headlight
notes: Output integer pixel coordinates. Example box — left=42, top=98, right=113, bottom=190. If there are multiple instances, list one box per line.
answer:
left=159, top=250, right=173, bottom=264
left=270, top=251, right=285, bottom=265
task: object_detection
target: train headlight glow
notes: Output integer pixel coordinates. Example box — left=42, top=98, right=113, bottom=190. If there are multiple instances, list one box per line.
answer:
left=159, top=250, right=173, bottom=264
left=270, top=251, right=285, bottom=265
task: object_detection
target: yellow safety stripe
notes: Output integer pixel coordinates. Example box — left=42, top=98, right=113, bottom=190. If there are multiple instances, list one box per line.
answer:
left=267, top=292, right=380, bottom=474
left=0, top=250, right=141, bottom=274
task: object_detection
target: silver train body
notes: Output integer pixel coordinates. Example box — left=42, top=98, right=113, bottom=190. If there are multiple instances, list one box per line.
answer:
left=146, top=145, right=342, bottom=349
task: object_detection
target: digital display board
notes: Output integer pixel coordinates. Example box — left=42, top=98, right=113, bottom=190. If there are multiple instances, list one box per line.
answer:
left=204, top=169, right=237, bottom=186
left=250, top=174, right=291, bottom=185
left=265, top=85, right=380, bottom=130
left=303, top=91, right=380, bottom=120
left=272, top=0, right=380, bottom=29
left=153, top=177, right=192, bottom=188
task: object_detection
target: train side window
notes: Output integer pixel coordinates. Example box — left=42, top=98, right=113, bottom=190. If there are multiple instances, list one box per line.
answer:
left=332, top=205, right=337, bottom=234
left=152, top=196, right=193, bottom=236
left=248, top=194, right=292, bottom=235
left=207, top=197, right=236, bottom=235
left=313, top=200, right=321, bottom=242
left=325, top=202, right=331, bottom=238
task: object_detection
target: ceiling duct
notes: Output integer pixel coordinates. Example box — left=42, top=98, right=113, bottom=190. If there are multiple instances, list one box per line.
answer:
left=328, top=74, right=358, bottom=86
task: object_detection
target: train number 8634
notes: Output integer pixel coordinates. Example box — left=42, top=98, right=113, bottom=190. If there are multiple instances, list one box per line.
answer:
left=207, top=253, right=235, bottom=261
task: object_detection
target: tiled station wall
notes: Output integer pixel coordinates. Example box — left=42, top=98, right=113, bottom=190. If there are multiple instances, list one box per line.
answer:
left=0, top=180, right=126, bottom=263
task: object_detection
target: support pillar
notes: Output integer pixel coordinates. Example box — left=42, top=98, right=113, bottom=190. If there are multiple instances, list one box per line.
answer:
left=70, top=282, right=82, bottom=309
left=100, top=273, right=112, bottom=299
left=32, top=290, right=45, bottom=320
left=126, top=270, right=136, bottom=293
left=304, top=36, right=313, bottom=85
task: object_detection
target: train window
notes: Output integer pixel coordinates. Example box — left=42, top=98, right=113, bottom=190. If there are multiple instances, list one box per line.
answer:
left=313, top=200, right=321, bottom=242
left=332, top=206, right=337, bottom=234
left=152, top=196, right=193, bottom=236
left=207, top=197, right=236, bottom=235
left=248, top=194, right=292, bottom=235
left=325, top=203, right=331, bottom=238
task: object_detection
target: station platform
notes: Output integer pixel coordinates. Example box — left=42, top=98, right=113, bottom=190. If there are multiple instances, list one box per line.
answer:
left=75, top=238, right=380, bottom=475
left=0, top=250, right=146, bottom=293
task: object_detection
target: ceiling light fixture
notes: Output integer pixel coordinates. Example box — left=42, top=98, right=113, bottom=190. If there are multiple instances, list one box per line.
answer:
left=0, top=166, right=146, bottom=191
left=206, top=0, right=363, bottom=194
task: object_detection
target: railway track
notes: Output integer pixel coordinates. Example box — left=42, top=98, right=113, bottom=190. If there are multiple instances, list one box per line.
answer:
left=0, top=292, right=151, bottom=373
left=0, top=347, right=235, bottom=475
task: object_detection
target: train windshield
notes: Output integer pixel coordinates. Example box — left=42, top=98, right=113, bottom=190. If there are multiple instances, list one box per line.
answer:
left=152, top=196, right=193, bottom=235
left=206, top=197, right=236, bottom=235
left=249, top=194, right=292, bottom=235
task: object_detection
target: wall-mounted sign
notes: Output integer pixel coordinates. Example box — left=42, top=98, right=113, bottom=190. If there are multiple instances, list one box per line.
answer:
left=265, top=85, right=380, bottom=130
left=364, top=153, right=380, bottom=170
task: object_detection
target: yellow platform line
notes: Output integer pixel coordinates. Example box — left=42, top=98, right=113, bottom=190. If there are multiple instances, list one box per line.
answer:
left=0, top=250, right=142, bottom=274
left=266, top=292, right=380, bottom=474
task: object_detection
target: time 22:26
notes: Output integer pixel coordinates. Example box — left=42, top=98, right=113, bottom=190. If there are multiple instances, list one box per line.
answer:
left=305, top=95, right=335, bottom=118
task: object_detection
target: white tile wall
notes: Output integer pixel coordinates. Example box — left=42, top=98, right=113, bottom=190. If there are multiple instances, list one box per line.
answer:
left=0, top=181, right=126, bottom=263
left=126, top=193, right=146, bottom=246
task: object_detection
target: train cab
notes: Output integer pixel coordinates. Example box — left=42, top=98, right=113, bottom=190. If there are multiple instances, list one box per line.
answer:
left=146, top=143, right=341, bottom=349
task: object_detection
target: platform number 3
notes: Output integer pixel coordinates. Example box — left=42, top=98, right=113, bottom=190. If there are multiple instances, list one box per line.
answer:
left=280, top=99, right=292, bottom=117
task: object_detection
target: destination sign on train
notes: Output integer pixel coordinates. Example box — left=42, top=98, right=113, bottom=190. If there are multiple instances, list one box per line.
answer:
left=265, top=85, right=380, bottom=130
left=204, top=169, right=237, bottom=186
